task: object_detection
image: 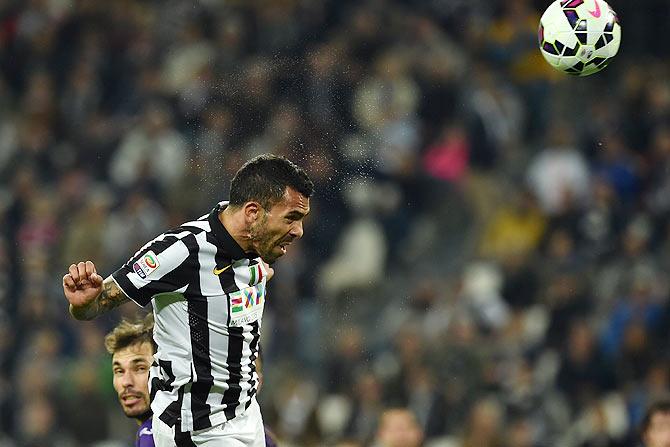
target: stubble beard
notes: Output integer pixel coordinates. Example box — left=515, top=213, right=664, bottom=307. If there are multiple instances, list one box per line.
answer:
left=122, top=399, right=151, bottom=420
left=249, top=214, right=276, bottom=262
left=126, top=407, right=152, bottom=423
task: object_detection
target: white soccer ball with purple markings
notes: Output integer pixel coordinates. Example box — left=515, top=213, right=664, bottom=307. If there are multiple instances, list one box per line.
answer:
left=538, top=0, right=621, bottom=76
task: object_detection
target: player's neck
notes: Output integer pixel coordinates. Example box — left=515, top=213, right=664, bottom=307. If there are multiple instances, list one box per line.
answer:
left=136, top=411, right=152, bottom=426
left=219, top=208, right=254, bottom=253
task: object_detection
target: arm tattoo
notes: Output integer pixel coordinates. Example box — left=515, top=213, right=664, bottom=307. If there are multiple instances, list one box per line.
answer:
left=97, top=278, right=130, bottom=314
left=70, top=277, right=130, bottom=320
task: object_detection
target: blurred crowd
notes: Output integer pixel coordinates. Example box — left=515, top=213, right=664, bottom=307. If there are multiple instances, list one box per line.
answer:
left=1, top=0, right=670, bottom=446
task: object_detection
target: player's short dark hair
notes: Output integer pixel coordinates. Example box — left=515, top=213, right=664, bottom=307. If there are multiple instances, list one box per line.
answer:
left=641, top=399, right=670, bottom=435
left=229, top=154, right=313, bottom=209
left=105, top=313, right=156, bottom=355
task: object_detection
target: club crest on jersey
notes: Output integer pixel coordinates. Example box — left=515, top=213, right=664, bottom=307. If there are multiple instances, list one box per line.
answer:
left=133, top=251, right=160, bottom=279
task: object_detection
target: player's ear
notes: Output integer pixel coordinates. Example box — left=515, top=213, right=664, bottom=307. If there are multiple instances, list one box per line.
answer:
left=243, top=201, right=262, bottom=223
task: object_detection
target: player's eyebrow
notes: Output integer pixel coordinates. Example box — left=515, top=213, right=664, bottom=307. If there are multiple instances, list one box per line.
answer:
left=113, top=357, right=149, bottom=367
left=129, top=357, right=149, bottom=365
left=286, top=210, right=309, bottom=219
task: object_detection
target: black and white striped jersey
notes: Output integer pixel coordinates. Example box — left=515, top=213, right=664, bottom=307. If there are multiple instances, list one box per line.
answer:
left=111, top=201, right=268, bottom=432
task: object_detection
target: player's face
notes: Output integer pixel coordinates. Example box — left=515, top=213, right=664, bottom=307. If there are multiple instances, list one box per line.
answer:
left=645, top=412, right=670, bottom=447
left=112, top=342, right=153, bottom=420
left=250, top=187, right=310, bottom=263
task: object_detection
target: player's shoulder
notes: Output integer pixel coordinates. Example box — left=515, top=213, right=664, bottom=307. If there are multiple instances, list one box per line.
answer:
left=178, top=218, right=212, bottom=235
left=161, top=213, right=212, bottom=238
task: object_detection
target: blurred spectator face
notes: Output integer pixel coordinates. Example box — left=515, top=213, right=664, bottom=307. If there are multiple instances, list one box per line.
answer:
left=407, top=365, right=435, bottom=395
left=336, top=326, right=364, bottom=360
left=19, top=397, right=56, bottom=441
left=592, top=176, right=616, bottom=205
left=245, top=59, right=272, bottom=97
left=112, top=341, right=153, bottom=420
left=646, top=364, right=670, bottom=391
left=647, top=80, right=670, bottom=114
left=203, top=106, right=232, bottom=133
left=356, top=372, right=382, bottom=404
left=268, top=103, right=301, bottom=137
left=376, top=409, right=423, bottom=447
left=448, top=313, right=477, bottom=345
left=507, top=418, right=534, bottom=447
left=651, top=127, right=670, bottom=157
left=467, top=398, right=504, bottom=441
left=567, top=321, right=595, bottom=362
left=309, top=44, right=337, bottom=77
left=395, top=326, right=424, bottom=364
left=19, top=118, right=52, bottom=154
left=547, top=229, right=574, bottom=261
left=143, top=104, right=171, bottom=135
left=623, top=216, right=651, bottom=256
left=622, top=322, right=648, bottom=353
left=644, top=411, right=670, bottom=447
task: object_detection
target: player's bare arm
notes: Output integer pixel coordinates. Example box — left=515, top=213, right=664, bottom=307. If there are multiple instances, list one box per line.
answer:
left=63, top=260, right=130, bottom=320
left=81, top=277, right=130, bottom=319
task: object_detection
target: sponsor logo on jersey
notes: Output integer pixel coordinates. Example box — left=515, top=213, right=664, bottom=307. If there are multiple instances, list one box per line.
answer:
left=229, top=283, right=265, bottom=326
left=213, top=264, right=232, bottom=275
left=133, top=261, right=146, bottom=279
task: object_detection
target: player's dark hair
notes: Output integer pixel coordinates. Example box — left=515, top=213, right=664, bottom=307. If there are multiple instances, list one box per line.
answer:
left=229, top=154, right=313, bottom=209
left=640, top=399, right=670, bottom=437
left=105, top=313, right=156, bottom=355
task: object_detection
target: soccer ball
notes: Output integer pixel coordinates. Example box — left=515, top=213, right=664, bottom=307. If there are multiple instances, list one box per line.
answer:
left=538, top=0, right=621, bottom=76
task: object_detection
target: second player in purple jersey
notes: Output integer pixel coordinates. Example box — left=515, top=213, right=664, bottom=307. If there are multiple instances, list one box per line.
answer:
left=105, top=315, right=157, bottom=447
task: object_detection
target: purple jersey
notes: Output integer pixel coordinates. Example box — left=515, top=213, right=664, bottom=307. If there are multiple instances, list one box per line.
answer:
left=136, top=418, right=154, bottom=447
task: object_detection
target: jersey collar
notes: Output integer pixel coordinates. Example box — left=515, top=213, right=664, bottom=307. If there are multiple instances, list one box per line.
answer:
left=208, top=202, right=256, bottom=260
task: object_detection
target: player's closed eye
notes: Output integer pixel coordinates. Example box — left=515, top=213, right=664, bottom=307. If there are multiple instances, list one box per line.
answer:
left=285, top=211, right=305, bottom=221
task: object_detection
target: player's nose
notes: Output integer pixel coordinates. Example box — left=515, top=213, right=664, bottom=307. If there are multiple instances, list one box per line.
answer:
left=290, top=221, right=303, bottom=239
left=120, top=372, right=134, bottom=387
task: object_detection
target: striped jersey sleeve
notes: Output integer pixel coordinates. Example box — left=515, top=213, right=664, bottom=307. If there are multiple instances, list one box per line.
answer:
left=111, top=229, right=196, bottom=307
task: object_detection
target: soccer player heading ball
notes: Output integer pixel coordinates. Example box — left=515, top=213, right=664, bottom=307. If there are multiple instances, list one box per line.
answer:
left=63, top=154, right=313, bottom=446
